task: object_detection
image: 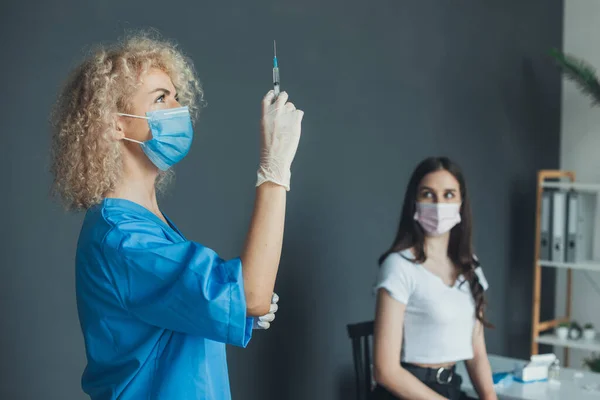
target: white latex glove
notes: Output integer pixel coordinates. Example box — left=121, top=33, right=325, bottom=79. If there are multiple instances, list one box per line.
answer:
left=253, top=292, right=279, bottom=330
left=256, top=91, right=304, bottom=191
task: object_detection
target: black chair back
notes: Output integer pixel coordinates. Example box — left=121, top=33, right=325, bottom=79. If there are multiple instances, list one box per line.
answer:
left=346, top=320, right=375, bottom=400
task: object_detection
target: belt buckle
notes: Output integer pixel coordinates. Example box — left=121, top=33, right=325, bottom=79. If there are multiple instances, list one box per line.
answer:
left=435, top=367, right=453, bottom=384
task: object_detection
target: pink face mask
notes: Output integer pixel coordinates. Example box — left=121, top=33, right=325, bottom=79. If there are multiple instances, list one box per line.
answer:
left=414, top=202, right=462, bottom=236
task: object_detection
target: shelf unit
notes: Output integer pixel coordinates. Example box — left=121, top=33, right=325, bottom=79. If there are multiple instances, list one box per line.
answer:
left=539, top=260, right=600, bottom=272
left=536, top=334, right=600, bottom=352
left=542, top=181, right=600, bottom=193
left=531, top=170, right=600, bottom=365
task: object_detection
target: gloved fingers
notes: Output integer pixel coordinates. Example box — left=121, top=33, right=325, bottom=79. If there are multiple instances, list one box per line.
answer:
left=262, top=91, right=276, bottom=115
left=269, top=303, right=279, bottom=313
left=274, top=91, right=288, bottom=109
left=271, top=292, right=279, bottom=304
left=256, top=90, right=302, bottom=190
left=256, top=321, right=271, bottom=329
left=262, top=90, right=275, bottom=109
left=258, top=313, right=275, bottom=322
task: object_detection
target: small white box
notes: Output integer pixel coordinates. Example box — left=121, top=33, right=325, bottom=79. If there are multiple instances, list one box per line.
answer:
left=514, top=354, right=556, bottom=382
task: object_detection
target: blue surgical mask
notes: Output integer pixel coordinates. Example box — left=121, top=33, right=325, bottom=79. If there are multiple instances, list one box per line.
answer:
left=117, top=106, right=193, bottom=171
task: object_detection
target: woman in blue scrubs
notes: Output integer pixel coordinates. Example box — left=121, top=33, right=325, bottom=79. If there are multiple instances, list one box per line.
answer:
left=50, top=33, right=304, bottom=400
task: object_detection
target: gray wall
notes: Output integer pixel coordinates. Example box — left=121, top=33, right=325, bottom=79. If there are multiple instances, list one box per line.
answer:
left=1, top=1, right=563, bottom=399
left=558, top=0, right=600, bottom=369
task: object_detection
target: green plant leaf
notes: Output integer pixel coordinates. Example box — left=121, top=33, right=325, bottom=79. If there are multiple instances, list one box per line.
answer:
left=550, top=48, right=600, bottom=106
left=584, top=353, right=600, bottom=373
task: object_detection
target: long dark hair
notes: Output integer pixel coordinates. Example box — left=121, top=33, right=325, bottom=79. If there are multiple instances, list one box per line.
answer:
left=379, top=157, right=492, bottom=328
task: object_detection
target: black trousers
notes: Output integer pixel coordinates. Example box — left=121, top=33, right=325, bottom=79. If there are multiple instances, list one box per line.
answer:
left=372, top=363, right=467, bottom=400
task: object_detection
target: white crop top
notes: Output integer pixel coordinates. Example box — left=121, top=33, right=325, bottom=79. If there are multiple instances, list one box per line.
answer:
left=374, top=250, right=489, bottom=364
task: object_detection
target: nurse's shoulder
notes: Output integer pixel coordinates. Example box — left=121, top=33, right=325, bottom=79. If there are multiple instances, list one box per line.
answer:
left=78, top=199, right=170, bottom=255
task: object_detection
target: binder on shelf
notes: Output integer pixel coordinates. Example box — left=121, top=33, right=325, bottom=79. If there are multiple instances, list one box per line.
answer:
left=540, top=191, right=552, bottom=261
left=551, top=191, right=567, bottom=262
left=565, top=191, right=579, bottom=263
left=579, top=192, right=596, bottom=261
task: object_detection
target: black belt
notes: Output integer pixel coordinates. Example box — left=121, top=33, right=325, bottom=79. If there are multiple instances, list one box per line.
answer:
left=401, top=362, right=457, bottom=385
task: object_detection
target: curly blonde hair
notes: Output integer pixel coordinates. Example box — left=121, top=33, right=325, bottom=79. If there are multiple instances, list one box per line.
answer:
left=50, top=31, right=203, bottom=210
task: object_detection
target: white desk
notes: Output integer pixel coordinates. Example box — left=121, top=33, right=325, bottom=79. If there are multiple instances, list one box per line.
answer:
left=456, top=354, right=600, bottom=399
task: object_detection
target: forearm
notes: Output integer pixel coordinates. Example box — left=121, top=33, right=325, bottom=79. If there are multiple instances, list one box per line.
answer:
left=465, top=356, right=497, bottom=400
left=241, top=182, right=286, bottom=316
left=375, top=366, right=448, bottom=400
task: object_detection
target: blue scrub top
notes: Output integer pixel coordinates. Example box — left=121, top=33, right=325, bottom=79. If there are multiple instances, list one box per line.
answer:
left=75, top=198, right=253, bottom=400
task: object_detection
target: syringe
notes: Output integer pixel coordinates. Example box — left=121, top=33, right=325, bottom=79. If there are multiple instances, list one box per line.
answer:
left=273, top=40, right=280, bottom=98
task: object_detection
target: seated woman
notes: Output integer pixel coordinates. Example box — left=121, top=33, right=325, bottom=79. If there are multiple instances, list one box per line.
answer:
left=50, top=32, right=303, bottom=400
left=372, top=157, right=497, bottom=400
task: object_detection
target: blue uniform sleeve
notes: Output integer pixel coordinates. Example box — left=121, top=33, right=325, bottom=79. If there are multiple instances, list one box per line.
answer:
left=103, top=220, right=253, bottom=347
